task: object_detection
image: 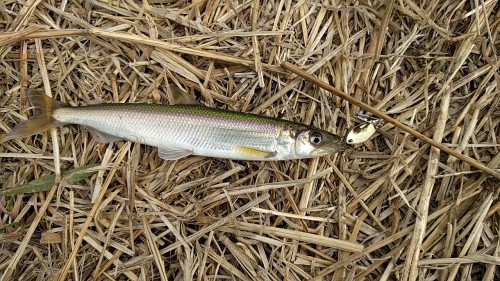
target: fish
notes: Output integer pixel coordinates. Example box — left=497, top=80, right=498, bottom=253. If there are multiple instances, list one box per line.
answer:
left=1, top=90, right=346, bottom=161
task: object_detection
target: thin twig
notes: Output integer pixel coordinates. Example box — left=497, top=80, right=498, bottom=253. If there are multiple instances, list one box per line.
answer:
left=281, top=61, right=500, bottom=179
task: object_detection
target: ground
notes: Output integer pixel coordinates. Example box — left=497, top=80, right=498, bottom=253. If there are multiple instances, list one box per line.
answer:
left=0, top=0, right=499, bottom=280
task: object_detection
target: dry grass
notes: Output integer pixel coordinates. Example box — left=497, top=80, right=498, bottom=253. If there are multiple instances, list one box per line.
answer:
left=0, top=0, right=499, bottom=280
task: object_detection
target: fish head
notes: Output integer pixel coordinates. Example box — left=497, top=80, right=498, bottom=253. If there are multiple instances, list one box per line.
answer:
left=293, top=128, right=346, bottom=158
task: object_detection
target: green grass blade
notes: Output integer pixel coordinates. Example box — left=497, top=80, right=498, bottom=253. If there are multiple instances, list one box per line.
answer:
left=0, top=163, right=100, bottom=196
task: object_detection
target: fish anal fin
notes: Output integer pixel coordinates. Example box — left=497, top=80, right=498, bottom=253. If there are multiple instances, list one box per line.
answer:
left=158, top=146, right=193, bottom=160
left=86, top=127, right=123, bottom=143
left=235, top=146, right=277, bottom=159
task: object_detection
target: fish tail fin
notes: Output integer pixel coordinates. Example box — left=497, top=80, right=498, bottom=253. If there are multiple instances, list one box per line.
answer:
left=1, top=90, right=66, bottom=142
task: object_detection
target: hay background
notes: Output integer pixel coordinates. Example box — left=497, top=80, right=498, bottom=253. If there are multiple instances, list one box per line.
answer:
left=0, top=0, right=499, bottom=280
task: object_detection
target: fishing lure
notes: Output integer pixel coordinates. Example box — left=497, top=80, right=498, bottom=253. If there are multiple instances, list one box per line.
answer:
left=345, top=113, right=385, bottom=144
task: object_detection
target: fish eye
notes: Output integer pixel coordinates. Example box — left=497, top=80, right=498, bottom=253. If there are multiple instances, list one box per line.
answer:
left=309, top=131, right=323, bottom=145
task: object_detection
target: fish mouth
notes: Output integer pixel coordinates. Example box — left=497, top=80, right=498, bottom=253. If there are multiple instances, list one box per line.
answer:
left=312, top=140, right=349, bottom=157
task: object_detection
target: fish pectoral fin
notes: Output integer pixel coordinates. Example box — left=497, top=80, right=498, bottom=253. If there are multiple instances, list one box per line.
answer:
left=235, top=146, right=277, bottom=159
left=87, top=127, right=124, bottom=143
left=158, top=146, right=193, bottom=160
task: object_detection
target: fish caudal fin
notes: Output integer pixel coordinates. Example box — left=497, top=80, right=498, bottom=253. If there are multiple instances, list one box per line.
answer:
left=2, top=90, right=66, bottom=142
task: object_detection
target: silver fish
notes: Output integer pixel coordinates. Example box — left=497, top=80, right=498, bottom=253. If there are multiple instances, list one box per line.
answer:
left=2, top=90, right=346, bottom=160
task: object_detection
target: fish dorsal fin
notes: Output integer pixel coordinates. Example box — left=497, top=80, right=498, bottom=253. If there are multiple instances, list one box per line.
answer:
left=86, top=127, right=124, bottom=143
left=88, top=97, right=104, bottom=105
left=170, top=86, right=200, bottom=105
left=158, top=146, right=193, bottom=160
left=235, top=146, right=277, bottom=159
